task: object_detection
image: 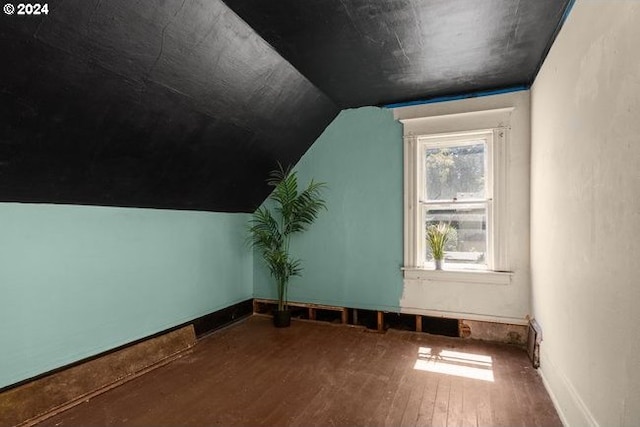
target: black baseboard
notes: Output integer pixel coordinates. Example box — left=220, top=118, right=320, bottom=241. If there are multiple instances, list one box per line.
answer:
left=192, top=299, right=253, bottom=337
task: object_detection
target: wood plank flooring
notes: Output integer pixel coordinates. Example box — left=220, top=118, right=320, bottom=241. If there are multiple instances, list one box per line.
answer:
left=38, top=316, right=562, bottom=426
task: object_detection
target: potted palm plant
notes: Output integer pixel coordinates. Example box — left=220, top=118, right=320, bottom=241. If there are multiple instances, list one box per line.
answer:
left=426, top=222, right=454, bottom=270
left=249, top=164, right=326, bottom=327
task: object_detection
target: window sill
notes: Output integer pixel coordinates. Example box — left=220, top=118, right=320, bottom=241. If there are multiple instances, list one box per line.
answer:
left=402, top=267, right=513, bottom=285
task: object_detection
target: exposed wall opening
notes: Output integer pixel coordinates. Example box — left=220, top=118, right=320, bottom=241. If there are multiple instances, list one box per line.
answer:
left=422, top=316, right=460, bottom=337
left=385, top=313, right=459, bottom=337
left=351, top=308, right=379, bottom=330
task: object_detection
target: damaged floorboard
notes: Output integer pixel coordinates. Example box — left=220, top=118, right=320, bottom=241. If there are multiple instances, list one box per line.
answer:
left=37, top=316, right=561, bottom=426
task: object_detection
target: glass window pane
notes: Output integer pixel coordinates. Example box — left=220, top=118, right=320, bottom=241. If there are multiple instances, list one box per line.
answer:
left=425, top=142, right=485, bottom=201
left=424, top=206, right=487, bottom=268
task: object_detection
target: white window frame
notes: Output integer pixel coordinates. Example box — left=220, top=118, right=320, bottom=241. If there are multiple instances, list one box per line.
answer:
left=417, top=130, right=495, bottom=271
left=402, top=119, right=511, bottom=284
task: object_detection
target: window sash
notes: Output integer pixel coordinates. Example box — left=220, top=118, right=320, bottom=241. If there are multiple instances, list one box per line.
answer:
left=419, top=199, right=490, bottom=206
left=421, top=201, right=490, bottom=269
left=421, top=136, right=491, bottom=204
left=418, top=132, right=492, bottom=271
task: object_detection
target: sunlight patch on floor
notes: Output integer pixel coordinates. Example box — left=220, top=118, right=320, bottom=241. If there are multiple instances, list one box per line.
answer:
left=414, top=346, right=494, bottom=382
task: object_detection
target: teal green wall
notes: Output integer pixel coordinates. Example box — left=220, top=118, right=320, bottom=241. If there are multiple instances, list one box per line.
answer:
left=0, top=203, right=252, bottom=388
left=253, top=107, right=404, bottom=310
left=1, top=106, right=403, bottom=389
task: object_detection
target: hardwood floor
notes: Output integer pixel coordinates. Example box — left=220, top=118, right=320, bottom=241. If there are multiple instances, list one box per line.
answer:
left=39, top=316, right=562, bottom=426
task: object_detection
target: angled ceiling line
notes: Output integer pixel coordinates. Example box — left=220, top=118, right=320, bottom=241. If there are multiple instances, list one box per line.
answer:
left=219, top=0, right=341, bottom=113
left=382, top=84, right=530, bottom=109
left=528, top=0, right=577, bottom=86
left=223, top=0, right=573, bottom=109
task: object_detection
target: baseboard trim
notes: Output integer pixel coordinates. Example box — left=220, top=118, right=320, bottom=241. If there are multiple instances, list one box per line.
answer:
left=539, top=366, right=570, bottom=427
left=192, top=298, right=253, bottom=337
left=538, top=347, right=599, bottom=427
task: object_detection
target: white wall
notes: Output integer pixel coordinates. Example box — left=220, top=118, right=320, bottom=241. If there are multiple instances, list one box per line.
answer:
left=394, top=91, right=532, bottom=324
left=531, top=1, right=640, bottom=425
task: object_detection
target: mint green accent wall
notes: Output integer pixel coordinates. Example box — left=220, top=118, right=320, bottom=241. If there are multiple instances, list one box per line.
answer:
left=0, top=203, right=252, bottom=388
left=253, top=107, right=404, bottom=310
left=2, top=107, right=402, bottom=389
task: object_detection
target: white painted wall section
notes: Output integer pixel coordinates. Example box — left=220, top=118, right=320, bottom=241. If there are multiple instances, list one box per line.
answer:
left=394, top=91, right=531, bottom=324
left=531, top=1, right=640, bottom=425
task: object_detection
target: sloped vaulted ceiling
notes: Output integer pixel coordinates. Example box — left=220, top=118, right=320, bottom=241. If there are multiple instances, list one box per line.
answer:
left=0, top=0, right=339, bottom=212
left=0, top=0, right=571, bottom=212
left=224, top=0, right=572, bottom=107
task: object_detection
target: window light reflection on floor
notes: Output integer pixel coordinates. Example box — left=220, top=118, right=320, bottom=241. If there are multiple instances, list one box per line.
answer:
left=414, top=347, right=494, bottom=382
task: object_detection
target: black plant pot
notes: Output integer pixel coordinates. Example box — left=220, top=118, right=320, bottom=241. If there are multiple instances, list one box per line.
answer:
left=273, top=309, right=291, bottom=328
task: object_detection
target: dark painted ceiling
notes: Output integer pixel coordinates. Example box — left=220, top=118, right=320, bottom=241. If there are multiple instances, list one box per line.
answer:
left=224, top=0, right=571, bottom=108
left=0, top=0, right=339, bottom=212
left=0, top=0, right=571, bottom=212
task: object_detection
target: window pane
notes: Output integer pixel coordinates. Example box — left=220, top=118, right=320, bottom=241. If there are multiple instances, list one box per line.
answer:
left=424, top=206, right=487, bottom=268
left=425, top=142, right=485, bottom=201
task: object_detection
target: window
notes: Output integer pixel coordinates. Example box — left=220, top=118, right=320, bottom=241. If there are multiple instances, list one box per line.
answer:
left=421, top=132, right=491, bottom=270
left=404, top=128, right=508, bottom=274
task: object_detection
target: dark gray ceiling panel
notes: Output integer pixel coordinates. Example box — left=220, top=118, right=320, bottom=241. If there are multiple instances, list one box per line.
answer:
left=0, top=0, right=339, bottom=212
left=223, top=0, right=572, bottom=107
left=0, top=0, right=571, bottom=212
